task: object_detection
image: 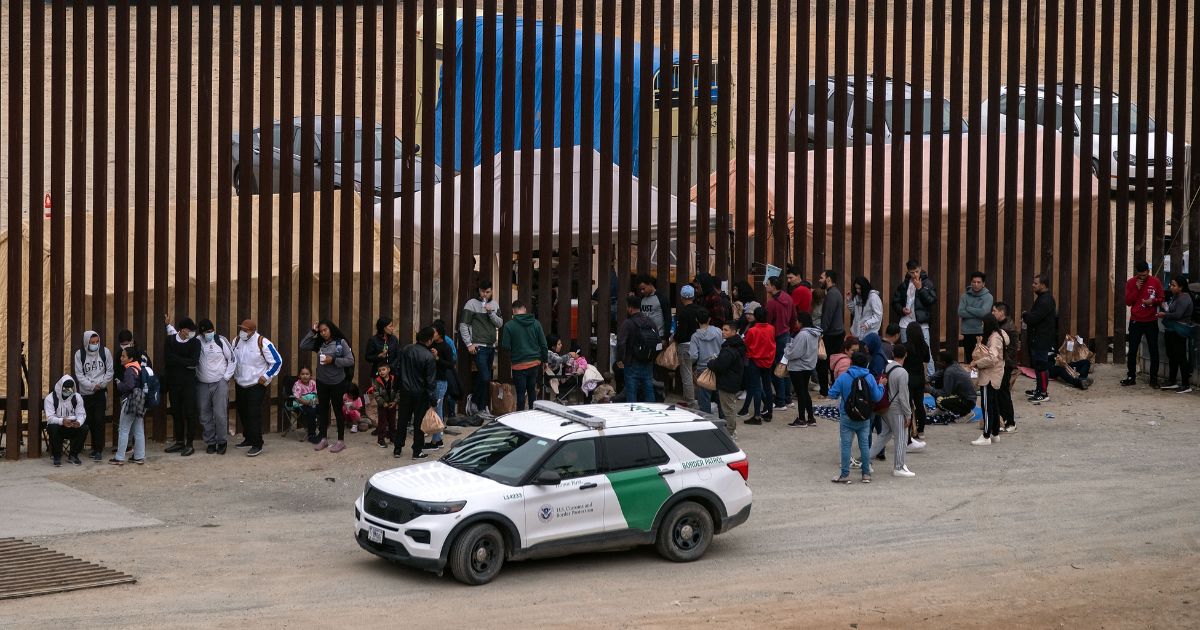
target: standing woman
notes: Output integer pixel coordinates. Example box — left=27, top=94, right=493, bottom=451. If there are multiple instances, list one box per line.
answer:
left=1157, top=276, right=1195, bottom=393
left=848, top=276, right=884, bottom=340
left=300, top=320, right=356, bottom=453
left=904, top=321, right=930, bottom=440
left=112, top=346, right=147, bottom=465
left=365, top=317, right=400, bottom=376
left=968, top=314, right=1008, bottom=446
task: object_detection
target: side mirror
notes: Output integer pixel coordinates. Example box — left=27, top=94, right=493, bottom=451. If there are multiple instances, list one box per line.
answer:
left=533, top=470, right=561, bottom=486
left=412, top=143, right=421, bottom=155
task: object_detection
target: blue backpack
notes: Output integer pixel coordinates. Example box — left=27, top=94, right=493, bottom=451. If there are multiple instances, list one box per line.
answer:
left=140, top=364, right=162, bottom=409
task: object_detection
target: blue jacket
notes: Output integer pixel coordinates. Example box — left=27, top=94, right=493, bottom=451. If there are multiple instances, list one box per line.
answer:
left=862, top=333, right=888, bottom=377
left=828, top=365, right=884, bottom=416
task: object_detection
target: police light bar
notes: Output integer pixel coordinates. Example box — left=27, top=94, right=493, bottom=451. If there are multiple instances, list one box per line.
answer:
left=532, top=400, right=606, bottom=429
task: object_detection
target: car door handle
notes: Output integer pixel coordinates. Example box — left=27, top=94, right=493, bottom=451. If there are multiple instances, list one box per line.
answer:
left=658, top=468, right=676, bottom=477
left=579, top=483, right=598, bottom=490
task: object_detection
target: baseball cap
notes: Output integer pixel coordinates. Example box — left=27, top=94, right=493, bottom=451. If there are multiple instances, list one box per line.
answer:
left=680, top=285, right=696, bottom=299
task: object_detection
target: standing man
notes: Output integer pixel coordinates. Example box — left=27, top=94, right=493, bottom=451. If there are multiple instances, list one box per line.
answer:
left=1021, top=273, right=1058, bottom=403
left=817, top=270, right=846, bottom=397
left=786, top=265, right=813, bottom=316
left=766, top=276, right=796, bottom=409
left=637, top=274, right=669, bottom=339
left=459, top=280, right=504, bottom=416
left=500, top=300, right=549, bottom=411
left=395, top=326, right=437, bottom=460
left=194, top=319, right=237, bottom=455
left=1122, top=261, right=1165, bottom=387
left=616, top=295, right=659, bottom=403
left=958, top=271, right=994, bottom=355
left=74, top=330, right=114, bottom=461
left=674, top=284, right=705, bottom=407
left=232, top=319, right=282, bottom=457
left=708, top=321, right=747, bottom=439
left=163, top=317, right=202, bottom=456
left=891, top=259, right=938, bottom=376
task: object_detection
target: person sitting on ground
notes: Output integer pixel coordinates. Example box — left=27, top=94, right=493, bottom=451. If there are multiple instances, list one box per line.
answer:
left=291, top=367, right=319, bottom=443
left=1049, top=336, right=1095, bottom=391
left=343, top=383, right=365, bottom=433
left=927, top=350, right=977, bottom=418
left=44, top=375, right=88, bottom=467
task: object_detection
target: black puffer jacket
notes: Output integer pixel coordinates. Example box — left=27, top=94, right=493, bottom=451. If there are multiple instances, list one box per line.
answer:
left=890, top=272, right=938, bottom=324
left=707, top=335, right=746, bottom=394
left=396, top=343, right=437, bottom=400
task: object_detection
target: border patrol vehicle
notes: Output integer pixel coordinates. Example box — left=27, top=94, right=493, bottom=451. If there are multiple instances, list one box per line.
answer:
left=354, top=401, right=752, bottom=584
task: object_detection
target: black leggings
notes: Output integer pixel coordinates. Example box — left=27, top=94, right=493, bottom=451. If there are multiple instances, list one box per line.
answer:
left=909, top=384, right=927, bottom=433
left=316, top=380, right=348, bottom=442
left=788, top=370, right=814, bottom=420
left=979, top=385, right=1001, bottom=438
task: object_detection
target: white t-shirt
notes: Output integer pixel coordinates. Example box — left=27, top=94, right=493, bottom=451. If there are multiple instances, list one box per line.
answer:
left=899, top=282, right=917, bottom=329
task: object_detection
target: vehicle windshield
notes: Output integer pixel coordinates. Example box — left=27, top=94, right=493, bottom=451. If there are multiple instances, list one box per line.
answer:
left=328, top=127, right=404, bottom=163
left=1078, top=103, right=1154, bottom=134
left=884, top=98, right=955, bottom=134
left=441, top=422, right=556, bottom=486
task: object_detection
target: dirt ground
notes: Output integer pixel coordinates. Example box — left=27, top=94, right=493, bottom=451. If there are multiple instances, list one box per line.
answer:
left=3, top=362, right=1199, bottom=628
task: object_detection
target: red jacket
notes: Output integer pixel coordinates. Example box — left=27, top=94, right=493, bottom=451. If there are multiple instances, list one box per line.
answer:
left=744, top=323, right=777, bottom=368
left=766, top=292, right=795, bottom=336
left=790, top=285, right=813, bottom=315
left=1125, top=276, right=1165, bottom=323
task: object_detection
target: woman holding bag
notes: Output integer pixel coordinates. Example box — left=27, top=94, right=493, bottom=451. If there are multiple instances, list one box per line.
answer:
left=967, top=314, right=1008, bottom=446
left=1157, top=276, right=1195, bottom=393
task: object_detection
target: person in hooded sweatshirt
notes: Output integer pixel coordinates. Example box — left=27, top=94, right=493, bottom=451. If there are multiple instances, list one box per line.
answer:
left=707, top=321, right=747, bottom=439
left=233, top=319, right=282, bottom=457
left=163, top=317, right=202, bottom=457
left=500, top=300, right=549, bottom=411
left=74, top=329, right=114, bottom=461
left=192, top=319, right=237, bottom=455
left=784, top=312, right=822, bottom=427
left=848, top=276, right=884, bottom=340
left=957, top=271, right=995, bottom=357
left=300, top=319, right=356, bottom=453
left=687, top=308, right=724, bottom=416
left=869, top=345, right=915, bottom=477
left=45, top=375, right=88, bottom=466
left=861, top=332, right=890, bottom=461
left=828, top=352, right=884, bottom=484
left=743, top=307, right=778, bottom=425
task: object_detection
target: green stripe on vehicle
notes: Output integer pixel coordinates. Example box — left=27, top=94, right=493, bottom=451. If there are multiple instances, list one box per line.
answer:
left=605, top=468, right=672, bottom=531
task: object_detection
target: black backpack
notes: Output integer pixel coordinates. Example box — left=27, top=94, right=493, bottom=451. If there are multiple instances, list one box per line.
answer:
left=631, top=319, right=660, bottom=363
left=844, top=375, right=875, bottom=422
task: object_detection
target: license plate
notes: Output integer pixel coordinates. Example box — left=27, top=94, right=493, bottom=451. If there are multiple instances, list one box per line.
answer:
left=368, top=526, right=384, bottom=544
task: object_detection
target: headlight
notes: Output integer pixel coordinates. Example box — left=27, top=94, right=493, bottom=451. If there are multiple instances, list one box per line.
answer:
left=412, top=500, right=467, bottom=515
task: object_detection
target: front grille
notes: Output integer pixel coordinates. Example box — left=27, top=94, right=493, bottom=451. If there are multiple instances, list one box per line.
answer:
left=363, top=486, right=421, bottom=525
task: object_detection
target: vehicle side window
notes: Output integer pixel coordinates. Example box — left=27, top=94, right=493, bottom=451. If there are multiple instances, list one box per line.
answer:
left=603, top=435, right=670, bottom=472
left=272, top=123, right=282, bottom=148
left=806, top=84, right=817, bottom=114
left=292, top=128, right=303, bottom=157
left=539, top=439, right=599, bottom=480
left=670, top=429, right=738, bottom=458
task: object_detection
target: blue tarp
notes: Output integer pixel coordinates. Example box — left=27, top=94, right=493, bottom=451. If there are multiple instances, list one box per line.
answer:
left=432, top=16, right=668, bottom=173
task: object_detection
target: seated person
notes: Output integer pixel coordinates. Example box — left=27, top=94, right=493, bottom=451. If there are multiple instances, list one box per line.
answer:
left=926, top=350, right=977, bottom=417
left=44, top=375, right=89, bottom=467
left=1050, top=355, right=1093, bottom=391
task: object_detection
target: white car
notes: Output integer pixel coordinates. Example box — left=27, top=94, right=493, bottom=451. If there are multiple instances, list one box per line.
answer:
left=979, top=84, right=1189, bottom=190
left=354, top=401, right=752, bottom=585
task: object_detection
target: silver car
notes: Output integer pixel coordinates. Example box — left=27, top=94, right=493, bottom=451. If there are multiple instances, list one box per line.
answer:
left=230, top=116, right=439, bottom=200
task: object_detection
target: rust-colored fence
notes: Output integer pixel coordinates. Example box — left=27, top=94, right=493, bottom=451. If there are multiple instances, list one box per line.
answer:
left=2, top=0, right=1198, bottom=460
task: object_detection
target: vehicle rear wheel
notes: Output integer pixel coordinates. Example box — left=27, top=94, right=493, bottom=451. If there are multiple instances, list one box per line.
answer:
left=448, top=523, right=506, bottom=585
left=655, top=501, right=714, bottom=562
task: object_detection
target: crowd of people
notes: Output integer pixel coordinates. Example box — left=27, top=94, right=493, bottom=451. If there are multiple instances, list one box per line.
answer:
left=43, top=259, right=1194, bottom=481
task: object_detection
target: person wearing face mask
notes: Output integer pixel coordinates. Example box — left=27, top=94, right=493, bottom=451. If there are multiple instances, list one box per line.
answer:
left=44, top=375, right=88, bottom=466
left=193, top=319, right=237, bottom=454
left=74, top=330, right=115, bottom=461
left=163, top=317, right=202, bottom=456
left=232, top=319, right=282, bottom=457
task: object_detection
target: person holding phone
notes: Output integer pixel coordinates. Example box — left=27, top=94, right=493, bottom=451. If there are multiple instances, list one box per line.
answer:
left=44, top=375, right=89, bottom=466
left=891, top=260, right=938, bottom=377
left=459, top=280, right=504, bottom=415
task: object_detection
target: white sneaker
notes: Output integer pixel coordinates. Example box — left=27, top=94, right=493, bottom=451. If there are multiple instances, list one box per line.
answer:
left=971, top=435, right=992, bottom=446
left=991, top=436, right=1000, bottom=444
left=850, top=458, right=862, bottom=469
left=892, top=467, right=916, bottom=478
left=1178, top=387, right=1194, bottom=394
left=736, top=391, right=747, bottom=400
left=907, top=438, right=926, bottom=451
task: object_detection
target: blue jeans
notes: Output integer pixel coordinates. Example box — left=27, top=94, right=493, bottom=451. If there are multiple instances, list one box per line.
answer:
left=741, top=363, right=766, bottom=416
left=115, top=406, right=146, bottom=462
left=623, top=362, right=655, bottom=403
left=774, top=333, right=792, bottom=406
left=432, top=380, right=448, bottom=443
left=512, top=366, right=539, bottom=410
left=472, top=346, right=496, bottom=411
left=839, top=413, right=872, bottom=477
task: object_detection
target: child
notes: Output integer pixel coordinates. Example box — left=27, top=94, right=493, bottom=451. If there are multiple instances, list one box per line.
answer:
left=292, top=367, right=319, bottom=443
left=367, top=364, right=399, bottom=448
left=343, top=384, right=365, bottom=433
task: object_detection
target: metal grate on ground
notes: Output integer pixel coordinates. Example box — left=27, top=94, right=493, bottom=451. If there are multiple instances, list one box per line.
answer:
left=0, top=537, right=136, bottom=600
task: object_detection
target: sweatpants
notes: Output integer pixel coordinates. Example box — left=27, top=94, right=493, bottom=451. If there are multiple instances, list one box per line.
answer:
left=196, top=380, right=230, bottom=446
left=979, top=385, right=1001, bottom=438
left=869, top=413, right=907, bottom=471
left=909, top=384, right=928, bottom=433
left=997, top=369, right=1016, bottom=428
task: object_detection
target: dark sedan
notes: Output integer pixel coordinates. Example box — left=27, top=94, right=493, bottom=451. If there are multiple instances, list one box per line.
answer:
left=231, top=116, right=439, bottom=200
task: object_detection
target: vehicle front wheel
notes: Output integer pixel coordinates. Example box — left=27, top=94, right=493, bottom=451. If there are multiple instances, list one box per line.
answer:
left=448, top=523, right=506, bottom=585
left=655, top=501, right=714, bottom=563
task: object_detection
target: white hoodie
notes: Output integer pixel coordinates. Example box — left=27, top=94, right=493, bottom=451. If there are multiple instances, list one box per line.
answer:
left=233, top=331, right=282, bottom=387
left=199, top=334, right=238, bottom=384
left=44, top=375, right=87, bottom=426
left=73, top=330, right=114, bottom=395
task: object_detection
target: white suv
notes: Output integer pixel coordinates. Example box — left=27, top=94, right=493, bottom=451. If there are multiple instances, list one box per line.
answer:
left=354, top=401, right=752, bottom=585
left=980, top=84, right=1188, bottom=190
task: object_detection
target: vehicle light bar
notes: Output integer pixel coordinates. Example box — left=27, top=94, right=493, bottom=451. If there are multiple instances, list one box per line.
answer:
left=531, top=400, right=606, bottom=429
